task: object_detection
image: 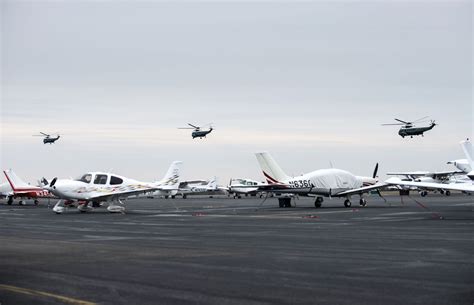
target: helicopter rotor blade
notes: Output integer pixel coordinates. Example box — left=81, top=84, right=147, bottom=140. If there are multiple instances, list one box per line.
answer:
left=381, top=123, right=405, bottom=126
left=394, top=118, right=409, bottom=124
left=40, top=132, right=49, bottom=136
left=187, top=123, right=199, bottom=129
left=412, top=116, right=429, bottom=123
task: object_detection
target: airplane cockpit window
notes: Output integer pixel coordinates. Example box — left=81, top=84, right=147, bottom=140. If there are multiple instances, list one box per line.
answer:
left=94, top=174, right=108, bottom=185
left=77, top=174, right=92, bottom=184
left=110, top=176, right=123, bottom=185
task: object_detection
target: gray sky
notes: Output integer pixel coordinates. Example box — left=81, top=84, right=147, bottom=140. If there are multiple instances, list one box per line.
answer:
left=1, top=0, right=472, bottom=184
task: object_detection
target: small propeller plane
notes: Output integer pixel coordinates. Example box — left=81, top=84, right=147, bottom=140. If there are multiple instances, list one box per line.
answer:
left=382, top=117, right=437, bottom=138
left=386, top=139, right=474, bottom=194
left=33, top=132, right=61, bottom=144
left=249, top=152, right=385, bottom=208
left=43, top=161, right=182, bottom=214
left=177, top=177, right=226, bottom=198
left=3, top=169, right=54, bottom=205
left=178, top=123, right=214, bottom=139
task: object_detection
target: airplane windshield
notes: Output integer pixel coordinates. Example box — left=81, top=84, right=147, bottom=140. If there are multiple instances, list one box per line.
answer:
left=76, top=174, right=92, bottom=184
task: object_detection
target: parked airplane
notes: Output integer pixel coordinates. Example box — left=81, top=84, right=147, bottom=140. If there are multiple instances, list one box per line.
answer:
left=178, top=177, right=227, bottom=198
left=3, top=169, right=53, bottom=205
left=0, top=182, right=13, bottom=200
left=44, top=161, right=182, bottom=214
left=386, top=139, right=474, bottom=194
left=386, top=170, right=467, bottom=197
left=227, top=178, right=262, bottom=198
left=253, top=152, right=385, bottom=208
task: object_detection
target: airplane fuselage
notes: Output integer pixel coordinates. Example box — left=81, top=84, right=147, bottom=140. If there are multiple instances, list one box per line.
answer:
left=269, top=169, right=376, bottom=197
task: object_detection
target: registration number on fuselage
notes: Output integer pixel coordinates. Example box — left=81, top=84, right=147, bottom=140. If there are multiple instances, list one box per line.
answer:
left=289, top=180, right=312, bottom=188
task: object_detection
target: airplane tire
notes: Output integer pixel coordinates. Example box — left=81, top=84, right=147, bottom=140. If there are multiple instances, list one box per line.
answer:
left=34, top=200, right=39, bottom=206
left=344, top=199, right=351, bottom=208
left=359, top=198, right=367, bottom=207
left=445, top=190, right=451, bottom=196
left=314, top=201, right=322, bottom=208
left=7, top=197, right=13, bottom=205
left=420, top=191, right=427, bottom=197
left=183, top=195, right=187, bottom=199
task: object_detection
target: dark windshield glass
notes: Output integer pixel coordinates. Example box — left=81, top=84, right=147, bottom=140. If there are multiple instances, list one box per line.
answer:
left=110, top=176, right=123, bottom=185
left=76, top=174, right=92, bottom=184
left=94, top=174, right=108, bottom=185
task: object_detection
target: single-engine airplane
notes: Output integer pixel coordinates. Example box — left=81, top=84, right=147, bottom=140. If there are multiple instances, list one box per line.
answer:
left=250, top=152, right=386, bottom=208
left=44, top=161, right=182, bottom=214
left=3, top=169, right=54, bottom=205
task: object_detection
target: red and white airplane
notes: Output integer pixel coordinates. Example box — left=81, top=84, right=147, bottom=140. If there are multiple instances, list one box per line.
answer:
left=3, top=169, right=54, bottom=205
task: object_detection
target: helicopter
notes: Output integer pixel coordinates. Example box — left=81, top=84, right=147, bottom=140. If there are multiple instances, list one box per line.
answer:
left=178, top=123, right=214, bottom=139
left=33, top=132, right=61, bottom=144
left=382, top=116, right=437, bottom=138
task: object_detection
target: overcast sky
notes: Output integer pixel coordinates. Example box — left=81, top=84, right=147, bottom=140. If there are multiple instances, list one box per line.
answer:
left=1, top=0, right=472, bottom=184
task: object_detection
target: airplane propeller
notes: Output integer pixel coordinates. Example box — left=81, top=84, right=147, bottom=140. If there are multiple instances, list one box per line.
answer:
left=50, top=177, right=57, bottom=187
left=372, top=163, right=379, bottom=179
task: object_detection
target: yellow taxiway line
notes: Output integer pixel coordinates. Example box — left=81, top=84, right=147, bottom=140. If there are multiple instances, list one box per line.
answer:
left=0, top=284, right=97, bottom=305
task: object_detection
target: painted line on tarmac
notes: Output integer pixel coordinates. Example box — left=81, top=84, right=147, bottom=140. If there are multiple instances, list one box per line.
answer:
left=0, top=284, right=96, bottom=305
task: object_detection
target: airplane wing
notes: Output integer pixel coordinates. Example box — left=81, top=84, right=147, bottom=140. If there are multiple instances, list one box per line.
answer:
left=386, top=171, right=464, bottom=178
left=88, top=186, right=173, bottom=202
left=385, top=177, right=474, bottom=193
left=334, top=183, right=389, bottom=196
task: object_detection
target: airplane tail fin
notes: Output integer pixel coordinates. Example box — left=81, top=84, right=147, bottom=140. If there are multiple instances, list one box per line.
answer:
left=207, top=176, right=217, bottom=190
left=460, top=139, right=473, bottom=167
left=3, top=169, right=31, bottom=191
left=255, top=152, right=291, bottom=184
left=460, top=139, right=474, bottom=180
left=158, top=161, right=182, bottom=190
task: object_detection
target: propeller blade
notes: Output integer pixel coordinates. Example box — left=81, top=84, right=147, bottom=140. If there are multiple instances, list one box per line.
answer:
left=372, top=163, right=379, bottom=179
left=50, top=177, right=57, bottom=187
left=41, top=177, right=49, bottom=186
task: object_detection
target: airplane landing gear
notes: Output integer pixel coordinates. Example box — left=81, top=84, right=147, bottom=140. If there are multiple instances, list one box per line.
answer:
left=445, top=190, right=451, bottom=196
left=420, top=190, right=428, bottom=197
left=359, top=198, right=367, bottom=207
left=314, top=196, right=323, bottom=208
left=7, top=196, right=13, bottom=205
left=53, top=200, right=65, bottom=214
left=18, top=200, right=25, bottom=206
left=34, top=199, right=39, bottom=206
left=278, top=197, right=292, bottom=208
left=344, top=199, right=351, bottom=208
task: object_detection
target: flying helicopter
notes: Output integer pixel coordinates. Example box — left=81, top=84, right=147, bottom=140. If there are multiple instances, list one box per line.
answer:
left=382, top=116, right=437, bottom=138
left=33, top=132, right=61, bottom=144
left=178, top=123, right=214, bottom=139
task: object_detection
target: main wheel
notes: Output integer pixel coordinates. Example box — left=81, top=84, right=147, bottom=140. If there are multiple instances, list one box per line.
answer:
left=359, top=198, right=367, bottom=207
left=34, top=199, right=39, bottom=206
left=445, top=190, right=451, bottom=196
left=420, top=191, right=427, bottom=197
left=344, top=199, right=351, bottom=208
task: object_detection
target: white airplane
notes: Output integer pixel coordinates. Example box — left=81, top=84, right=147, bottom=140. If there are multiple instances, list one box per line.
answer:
left=178, top=177, right=227, bottom=198
left=252, top=152, right=385, bottom=208
left=0, top=182, right=13, bottom=200
left=386, top=139, right=474, bottom=194
left=44, top=161, right=182, bottom=214
left=227, top=178, right=262, bottom=198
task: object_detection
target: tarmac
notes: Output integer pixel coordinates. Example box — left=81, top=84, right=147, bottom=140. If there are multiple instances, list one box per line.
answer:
left=0, top=194, right=473, bottom=305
